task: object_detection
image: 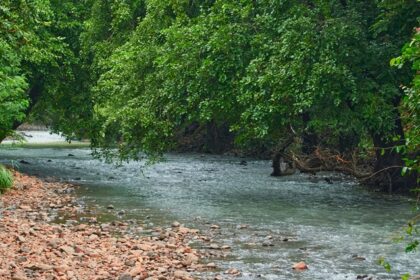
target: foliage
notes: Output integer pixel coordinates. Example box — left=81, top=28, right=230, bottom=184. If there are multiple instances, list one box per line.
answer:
left=0, top=0, right=84, bottom=141
left=86, top=0, right=415, bottom=164
left=378, top=10, right=419, bottom=276
left=0, top=1, right=418, bottom=186
left=0, top=165, right=13, bottom=193
left=391, top=30, right=420, bottom=180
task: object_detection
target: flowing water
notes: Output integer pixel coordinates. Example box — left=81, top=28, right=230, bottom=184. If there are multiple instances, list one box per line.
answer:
left=1, top=136, right=419, bottom=279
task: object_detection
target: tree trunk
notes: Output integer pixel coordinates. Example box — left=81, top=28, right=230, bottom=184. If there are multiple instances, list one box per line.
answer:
left=271, top=135, right=294, bottom=176
left=301, top=113, right=318, bottom=154
left=271, top=152, right=282, bottom=176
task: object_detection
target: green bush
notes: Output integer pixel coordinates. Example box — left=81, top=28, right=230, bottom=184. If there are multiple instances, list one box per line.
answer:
left=0, top=165, right=13, bottom=193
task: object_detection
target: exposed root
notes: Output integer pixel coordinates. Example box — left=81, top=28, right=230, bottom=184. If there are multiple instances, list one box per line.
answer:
left=281, top=147, right=372, bottom=178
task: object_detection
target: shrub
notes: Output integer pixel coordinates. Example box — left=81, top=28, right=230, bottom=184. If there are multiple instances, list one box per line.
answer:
left=0, top=165, right=13, bottom=193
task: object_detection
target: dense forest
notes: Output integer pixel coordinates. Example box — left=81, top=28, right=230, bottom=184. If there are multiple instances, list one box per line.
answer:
left=0, top=0, right=419, bottom=193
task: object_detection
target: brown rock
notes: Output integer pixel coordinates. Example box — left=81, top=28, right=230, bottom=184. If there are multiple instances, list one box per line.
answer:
left=138, top=244, right=153, bottom=251
left=12, top=271, right=27, bottom=280
left=173, top=270, right=191, bottom=279
left=88, top=234, right=99, bottom=241
left=26, top=263, right=53, bottom=271
left=292, top=261, right=308, bottom=270
left=16, top=235, right=26, bottom=242
left=48, top=238, right=61, bottom=248
left=59, top=245, right=75, bottom=255
left=129, top=266, right=145, bottom=277
left=55, top=264, right=70, bottom=273
left=19, top=205, right=32, bottom=211
left=182, top=253, right=199, bottom=266
left=225, top=268, right=241, bottom=275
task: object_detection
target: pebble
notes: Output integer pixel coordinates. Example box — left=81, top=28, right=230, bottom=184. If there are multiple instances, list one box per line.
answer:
left=225, top=268, right=241, bottom=275
left=0, top=172, right=205, bottom=280
left=206, top=262, right=217, bottom=269
left=173, top=270, right=191, bottom=279
left=12, top=271, right=27, bottom=280
left=209, top=243, right=220, bottom=249
left=352, top=255, right=366, bottom=261
left=119, top=273, right=133, bottom=280
left=262, top=240, right=274, bottom=247
left=172, top=221, right=181, bottom=227
left=292, top=261, right=308, bottom=270
left=236, top=224, right=249, bottom=229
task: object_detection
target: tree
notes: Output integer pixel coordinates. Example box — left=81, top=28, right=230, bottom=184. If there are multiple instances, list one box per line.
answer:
left=0, top=0, right=86, bottom=142
left=86, top=0, right=417, bottom=191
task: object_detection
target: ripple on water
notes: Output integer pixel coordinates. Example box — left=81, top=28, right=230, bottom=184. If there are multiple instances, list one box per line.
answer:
left=0, top=147, right=419, bottom=279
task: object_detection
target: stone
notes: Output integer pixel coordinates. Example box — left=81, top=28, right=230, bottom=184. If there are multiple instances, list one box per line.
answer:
left=262, top=240, right=274, bottom=247
left=173, top=270, right=190, bottom=279
left=119, top=273, right=133, bottom=280
left=138, top=244, right=153, bottom=251
left=19, top=205, right=31, bottom=211
left=26, top=263, right=53, bottom=271
left=183, top=253, right=199, bottom=266
left=16, top=235, right=26, bottom=242
left=225, top=268, right=240, bottom=275
left=172, top=221, right=181, bottom=227
left=60, top=245, right=75, bottom=255
left=209, top=244, right=220, bottom=250
left=48, top=238, right=61, bottom=249
left=12, top=271, right=27, bottom=280
left=125, top=259, right=136, bottom=267
left=206, top=263, right=217, bottom=269
left=54, top=265, right=69, bottom=273
left=88, top=234, right=99, bottom=241
left=129, top=266, right=145, bottom=277
left=107, top=204, right=115, bottom=209
left=352, top=255, right=366, bottom=261
left=16, top=256, right=27, bottom=263
left=236, top=224, right=249, bottom=229
left=292, top=262, right=308, bottom=270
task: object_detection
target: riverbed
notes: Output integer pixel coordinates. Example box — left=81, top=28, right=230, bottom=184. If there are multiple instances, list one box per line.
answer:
left=1, top=144, right=419, bottom=279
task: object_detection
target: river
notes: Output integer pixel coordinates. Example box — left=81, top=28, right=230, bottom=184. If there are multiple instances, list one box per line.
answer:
left=1, top=136, right=419, bottom=279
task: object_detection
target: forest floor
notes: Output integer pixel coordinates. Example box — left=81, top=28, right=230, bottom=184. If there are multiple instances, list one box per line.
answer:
left=0, top=172, right=218, bottom=280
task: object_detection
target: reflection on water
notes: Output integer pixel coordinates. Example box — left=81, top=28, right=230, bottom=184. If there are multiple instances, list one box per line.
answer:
left=0, top=146, right=419, bottom=279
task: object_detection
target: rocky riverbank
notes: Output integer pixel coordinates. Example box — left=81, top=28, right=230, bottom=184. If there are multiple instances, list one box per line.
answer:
left=0, top=172, right=207, bottom=280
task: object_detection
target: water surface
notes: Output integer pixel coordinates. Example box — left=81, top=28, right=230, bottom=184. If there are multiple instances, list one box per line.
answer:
left=1, top=146, right=418, bottom=279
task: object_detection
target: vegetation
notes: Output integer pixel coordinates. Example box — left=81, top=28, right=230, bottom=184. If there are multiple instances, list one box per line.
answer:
left=0, top=1, right=419, bottom=278
left=0, top=0, right=418, bottom=192
left=0, top=165, right=13, bottom=193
